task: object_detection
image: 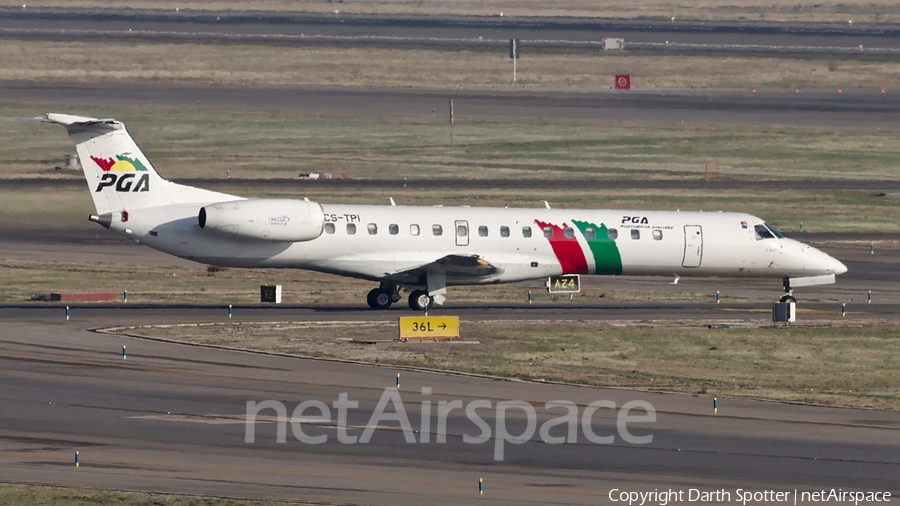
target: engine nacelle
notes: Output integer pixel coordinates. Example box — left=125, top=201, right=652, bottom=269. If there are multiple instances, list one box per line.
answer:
left=198, top=199, right=325, bottom=242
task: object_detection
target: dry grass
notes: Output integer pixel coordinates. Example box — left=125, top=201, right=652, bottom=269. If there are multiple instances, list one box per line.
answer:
left=2, top=40, right=899, bottom=90
left=0, top=483, right=313, bottom=506
left=0, top=257, right=708, bottom=304
left=132, top=319, right=900, bottom=410
left=4, top=0, right=900, bottom=24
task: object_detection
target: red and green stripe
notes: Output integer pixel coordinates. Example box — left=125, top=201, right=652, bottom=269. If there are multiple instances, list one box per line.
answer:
left=572, top=220, right=623, bottom=275
left=534, top=220, right=589, bottom=274
left=535, top=219, right=623, bottom=275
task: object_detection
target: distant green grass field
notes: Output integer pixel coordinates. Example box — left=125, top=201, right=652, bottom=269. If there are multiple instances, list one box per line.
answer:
left=5, top=105, right=900, bottom=182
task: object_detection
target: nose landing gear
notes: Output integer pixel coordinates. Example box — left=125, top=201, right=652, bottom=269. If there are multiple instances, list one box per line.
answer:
left=780, top=277, right=797, bottom=304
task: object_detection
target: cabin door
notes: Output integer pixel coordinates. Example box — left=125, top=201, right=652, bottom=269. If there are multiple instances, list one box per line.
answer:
left=682, top=225, right=703, bottom=268
left=455, top=220, right=469, bottom=246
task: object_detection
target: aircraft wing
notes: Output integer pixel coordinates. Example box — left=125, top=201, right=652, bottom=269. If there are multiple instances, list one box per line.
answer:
left=388, top=253, right=502, bottom=281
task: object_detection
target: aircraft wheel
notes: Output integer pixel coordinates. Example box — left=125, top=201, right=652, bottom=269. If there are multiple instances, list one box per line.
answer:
left=779, top=294, right=797, bottom=304
left=367, top=288, right=393, bottom=310
left=408, top=290, right=433, bottom=311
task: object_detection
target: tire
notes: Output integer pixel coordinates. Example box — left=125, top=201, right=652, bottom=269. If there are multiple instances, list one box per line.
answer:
left=408, top=290, right=433, bottom=311
left=367, top=288, right=393, bottom=310
left=780, top=295, right=797, bottom=304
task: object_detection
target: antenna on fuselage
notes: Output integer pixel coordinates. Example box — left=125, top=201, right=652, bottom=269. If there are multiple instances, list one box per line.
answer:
left=543, top=200, right=551, bottom=209
left=387, top=197, right=396, bottom=206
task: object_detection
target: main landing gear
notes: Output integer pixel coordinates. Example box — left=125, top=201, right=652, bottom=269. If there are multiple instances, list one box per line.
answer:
left=780, top=277, right=797, bottom=304
left=366, top=284, right=435, bottom=311
left=366, top=282, right=402, bottom=310
left=367, top=272, right=446, bottom=310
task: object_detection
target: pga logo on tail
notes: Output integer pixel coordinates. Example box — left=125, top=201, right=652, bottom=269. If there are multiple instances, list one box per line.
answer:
left=91, top=154, right=151, bottom=193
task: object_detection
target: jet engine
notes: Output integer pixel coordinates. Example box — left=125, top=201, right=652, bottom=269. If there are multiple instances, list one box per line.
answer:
left=198, top=199, right=325, bottom=242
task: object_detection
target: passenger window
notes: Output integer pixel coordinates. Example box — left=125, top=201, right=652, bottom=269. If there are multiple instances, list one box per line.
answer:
left=608, top=228, right=618, bottom=240
left=755, top=224, right=775, bottom=240
left=543, top=227, right=553, bottom=238
left=522, top=226, right=532, bottom=238
left=564, top=227, right=575, bottom=239
left=457, top=225, right=467, bottom=237
left=500, top=226, right=510, bottom=237
left=433, top=224, right=443, bottom=236
left=389, top=224, right=399, bottom=235
left=410, top=224, right=420, bottom=236
left=478, top=226, right=488, bottom=237
left=367, top=223, right=378, bottom=235
left=346, top=223, right=356, bottom=235
left=585, top=227, right=596, bottom=239
left=652, top=230, right=663, bottom=241
left=631, top=229, right=640, bottom=240
left=325, top=223, right=335, bottom=234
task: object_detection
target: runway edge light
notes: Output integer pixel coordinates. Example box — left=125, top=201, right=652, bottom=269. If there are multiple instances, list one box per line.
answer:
left=479, top=477, right=483, bottom=496
left=75, top=451, right=79, bottom=468
left=396, top=373, right=400, bottom=389
left=714, top=397, right=718, bottom=415
left=123, top=345, right=127, bottom=360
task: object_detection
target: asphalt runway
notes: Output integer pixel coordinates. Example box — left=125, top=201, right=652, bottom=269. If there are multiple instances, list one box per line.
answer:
left=5, top=81, right=900, bottom=130
left=3, top=9, right=900, bottom=55
left=1, top=310, right=899, bottom=505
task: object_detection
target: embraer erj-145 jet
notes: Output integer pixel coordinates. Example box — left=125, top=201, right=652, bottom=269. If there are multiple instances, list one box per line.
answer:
left=43, top=113, right=847, bottom=310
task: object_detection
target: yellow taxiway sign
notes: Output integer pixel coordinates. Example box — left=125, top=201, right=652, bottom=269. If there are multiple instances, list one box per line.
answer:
left=399, top=316, right=460, bottom=340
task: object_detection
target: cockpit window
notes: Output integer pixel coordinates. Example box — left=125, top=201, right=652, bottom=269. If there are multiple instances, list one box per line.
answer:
left=755, top=224, right=775, bottom=240
left=766, top=223, right=785, bottom=238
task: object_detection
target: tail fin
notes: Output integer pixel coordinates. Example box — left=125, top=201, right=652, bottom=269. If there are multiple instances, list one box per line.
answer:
left=42, top=113, right=236, bottom=214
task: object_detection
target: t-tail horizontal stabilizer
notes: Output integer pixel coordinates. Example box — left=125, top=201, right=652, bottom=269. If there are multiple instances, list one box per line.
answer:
left=40, top=113, right=239, bottom=217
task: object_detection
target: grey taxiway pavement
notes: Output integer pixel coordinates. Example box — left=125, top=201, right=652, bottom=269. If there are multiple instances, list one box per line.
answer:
left=1, top=223, right=899, bottom=504
left=1, top=236, right=899, bottom=504
left=3, top=9, right=900, bottom=55
left=1, top=310, right=899, bottom=505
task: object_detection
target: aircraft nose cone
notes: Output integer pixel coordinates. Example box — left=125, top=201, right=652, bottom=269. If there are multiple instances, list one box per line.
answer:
left=800, top=241, right=848, bottom=275
left=816, top=247, right=848, bottom=275
left=832, top=257, right=849, bottom=275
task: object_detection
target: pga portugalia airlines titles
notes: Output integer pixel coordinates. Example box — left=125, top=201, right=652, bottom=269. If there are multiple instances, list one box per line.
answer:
left=42, top=113, right=847, bottom=309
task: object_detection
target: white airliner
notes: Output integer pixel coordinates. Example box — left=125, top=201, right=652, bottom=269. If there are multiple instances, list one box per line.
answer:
left=43, top=113, right=847, bottom=310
